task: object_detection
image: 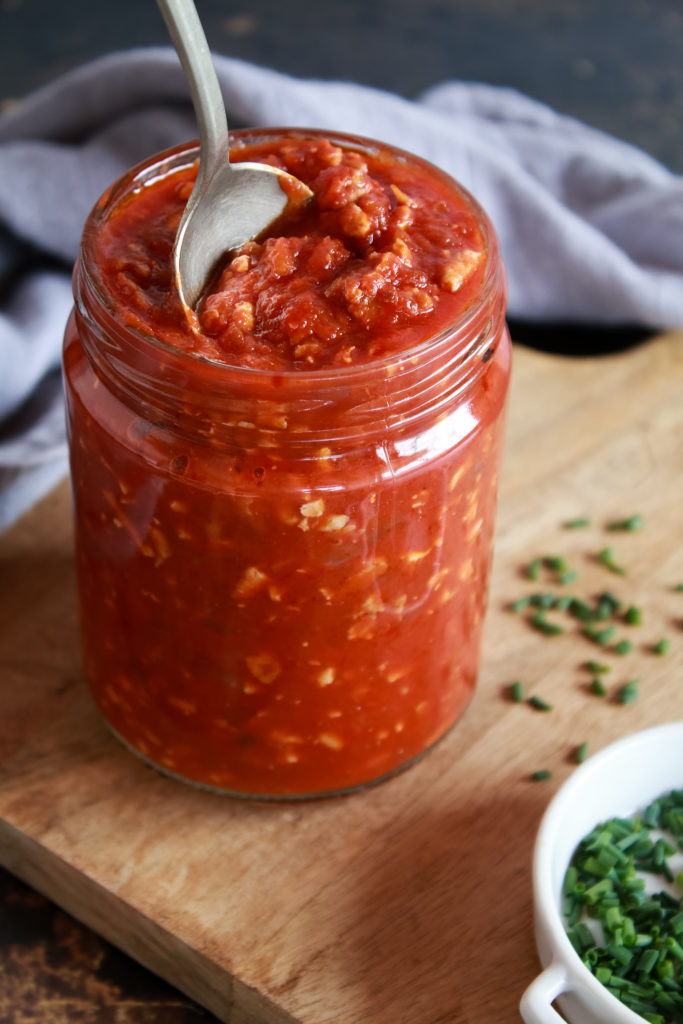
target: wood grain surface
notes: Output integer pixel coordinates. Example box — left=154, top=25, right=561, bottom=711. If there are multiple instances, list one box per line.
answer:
left=0, top=334, right=682, bottom=1024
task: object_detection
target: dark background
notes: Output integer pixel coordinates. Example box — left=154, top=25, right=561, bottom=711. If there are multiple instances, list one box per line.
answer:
left=2, top=0, right=683, bottom=173
left=0, top=1, right=681, bottom=1021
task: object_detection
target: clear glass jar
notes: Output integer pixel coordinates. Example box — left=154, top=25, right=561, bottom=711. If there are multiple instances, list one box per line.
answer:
left=63, top=131, right=511, bottom=798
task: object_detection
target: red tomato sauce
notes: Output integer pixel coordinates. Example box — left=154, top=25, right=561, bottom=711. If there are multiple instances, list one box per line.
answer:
left=96, top=135, right=487, bottom=370
left=64, top=132, right=510, bottom=797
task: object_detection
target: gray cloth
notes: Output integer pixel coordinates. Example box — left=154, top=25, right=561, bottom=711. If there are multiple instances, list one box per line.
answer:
left=1, top=48, right=682, bottom=528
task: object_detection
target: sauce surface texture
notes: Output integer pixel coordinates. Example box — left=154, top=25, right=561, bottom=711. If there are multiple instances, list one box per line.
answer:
left=66, top=133, right=510, bottom=797
left=96, top=135, right=486, bottom=369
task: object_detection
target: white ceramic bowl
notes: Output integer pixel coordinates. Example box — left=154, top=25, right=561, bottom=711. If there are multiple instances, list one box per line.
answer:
left=520, top=721, right=683, bottom=1024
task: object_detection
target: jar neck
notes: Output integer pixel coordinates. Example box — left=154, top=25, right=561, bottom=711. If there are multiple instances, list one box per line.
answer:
left=73, top=137, right=507, bottom=451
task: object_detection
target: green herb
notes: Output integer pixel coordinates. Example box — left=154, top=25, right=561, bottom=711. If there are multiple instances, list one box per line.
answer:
left=614, top=639, right=633, bottom=656
left=558, top=569, right=579, bottom=585
left=675, top=584, right=683, bottom=593
left=575, top=741, right=589, bottom=764
left=599, top=547, right=627, bottom=576
left=555, top=595, right=574, bottom=611
left=586, top=661, right=610, bottom=674
left=624, top=606, right=643, bottom=626
left=607, top=514, right=644, bottom=532
left=564, top=517, right=590, bottom=530
left=531, top=769, right=552, bottom=782
left=531, top=611, right=564, bottom=636
left=510, top=596, right=531, bottom=613
left=528, top=695, right=553, bottom=712
left=618, top=679, right=640, bottom=704
left=654, top=638, right=670, bottom=656
left=585, top=624, right=617, bottom=646
left=530, top=592, right=557, bottom=609
left=562, top=790, right=683, bottom=1021
left=527, top=558, right=542, bottom=581
left=544, top=555, right=568, bottom=573
left=590, top=678, right=607, bottom=697
left=571, top=599, right=596, bottom=623
left=510, top=681, right=525, bottom=703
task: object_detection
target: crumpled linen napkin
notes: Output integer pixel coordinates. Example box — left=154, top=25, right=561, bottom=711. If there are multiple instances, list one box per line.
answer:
left=1, top=47, right=682, bottom=528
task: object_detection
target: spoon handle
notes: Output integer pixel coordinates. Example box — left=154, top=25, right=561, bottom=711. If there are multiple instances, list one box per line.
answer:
left=156, top=0, right=230, bottom=172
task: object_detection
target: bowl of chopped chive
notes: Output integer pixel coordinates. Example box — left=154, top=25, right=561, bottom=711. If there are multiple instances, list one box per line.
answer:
left=520, top=721, right=683, bottom=1024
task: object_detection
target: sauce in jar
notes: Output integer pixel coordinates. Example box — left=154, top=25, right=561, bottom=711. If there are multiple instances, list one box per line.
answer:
left=64, top=130, right=511, bottom=797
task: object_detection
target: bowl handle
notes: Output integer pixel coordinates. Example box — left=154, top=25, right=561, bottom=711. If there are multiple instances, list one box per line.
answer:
left=519, top=962, right=569, bottom=1023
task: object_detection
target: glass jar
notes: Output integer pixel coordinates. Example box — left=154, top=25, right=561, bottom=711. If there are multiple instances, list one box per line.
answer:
left=63, top=131, right=511, bottom=798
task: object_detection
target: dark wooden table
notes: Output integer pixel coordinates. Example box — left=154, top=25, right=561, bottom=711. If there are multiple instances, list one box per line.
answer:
left=0, top=1, right=680, bottom=1020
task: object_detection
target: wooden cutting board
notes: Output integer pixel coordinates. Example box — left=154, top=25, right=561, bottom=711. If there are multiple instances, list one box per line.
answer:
left=1, top=334, right=682, bottom=1024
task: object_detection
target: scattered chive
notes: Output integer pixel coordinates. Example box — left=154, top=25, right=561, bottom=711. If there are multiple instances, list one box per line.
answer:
left=510, top=596, right=531, bottom=613
left=590, top=677, right=607, bottom=697
left=555, top=595, right=573, bottom=611
left=614, top=639, right=633, bottom=656
left=624, top=606, right=643, bottom=626
left=531, top=611, right=564, bottom=636
left=531, top=769, right=552, bottom=782
left=510, top=681, right=525, bottom=703
left=599, top=547, right=627, bottom=576
left=607, top=514, right=644, bottom=532
left=559, top=569, right=579, bottom=585
left=585, top=624, right=617, bottom=645
left=528, top=695, right=553, bottom=712
left=618, top=679, right=640, bottom=704
left=586, top=661, right=610, bottom=674
left=564, top=518, right=590, bottom=529
left=654, top=638, right=670, bottom=656
left=675, top=584, right=683, bottom=592
left=544, top=555, right=568, bottom=572
left=571, top=599, right=595, bottom=622
left=575, top=741, right=589, bottom=764
left=527, top=558, right=542, bottom=581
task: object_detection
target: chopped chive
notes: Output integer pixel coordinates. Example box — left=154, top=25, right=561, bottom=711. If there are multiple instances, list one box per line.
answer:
left=559, top=569, right=579, bottom=585
left=618, top=679, right=640, bottom=704
left=624, top=606, right=643, bottom=626
left=675, top=583, right=683, bottom=592
left=531, top=769, right=552, bottom=782
left=527, top=558, right=542, bottom=580
left=565, top=517, right=590, bottom=529
left=510, top=681, right=524, bottom=703
left=585, top=624, right=617, bottom=645
left=614, top=639, right=633, bottom=656
left=590, top=678, right=607, bottom=697
left=576, top=741, right=589, bottom=764
left=571, top=599, right=596, bottom=622
left=586, top=660, right=610, bottom=674
left=544, top=555, right=568, bottom=573
left=599, top=547, right=627, bottom=576
left=531, top=611, right=564, bottom=635
left=528, top=695, right=553, bottom=712
left=653, top=638, right=670, bottom=656
left=555, top=595, right=573, bottom=611
left=530, top=592, right=557, bottom=609
left=510, top=596, right=531, bottom=613
left=608, top=514, right=644, bottom=532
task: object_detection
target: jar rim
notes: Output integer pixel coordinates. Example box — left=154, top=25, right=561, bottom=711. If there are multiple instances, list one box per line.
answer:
left=77, top=127, right=505, bottom=391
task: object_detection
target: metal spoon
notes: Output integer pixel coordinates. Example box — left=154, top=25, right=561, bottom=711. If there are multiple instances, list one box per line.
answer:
left=157, top=0, right=312, bottom=312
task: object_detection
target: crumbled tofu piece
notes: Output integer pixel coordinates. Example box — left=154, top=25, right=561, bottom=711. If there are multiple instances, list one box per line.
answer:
left=233, top=566, right=268, bottom=598
left=245, top=653, right=281, bottom=684
left=441, top=249, right=484, bottom=292
left=318, top=732, right=344, bottom=750
left=300, top=499, right=325, bottom=518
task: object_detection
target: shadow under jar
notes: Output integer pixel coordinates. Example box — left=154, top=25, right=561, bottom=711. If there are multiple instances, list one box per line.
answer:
left=63, top=129, right=511, bottom=798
